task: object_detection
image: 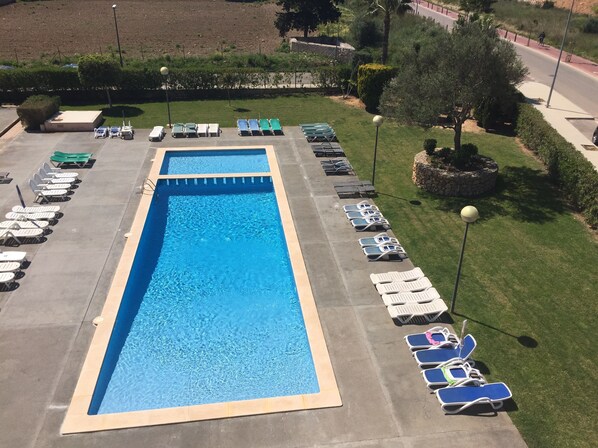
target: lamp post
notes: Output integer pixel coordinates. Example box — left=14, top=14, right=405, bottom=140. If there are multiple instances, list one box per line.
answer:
left=546, top=0, right=574, bottom=108
left=450, top=205, right=479, bottom=313
left=371, top=115, right=384, bottom=186
left=160, top=66, right=172, bottom=128
left=112, top=4, right=123, bottom=67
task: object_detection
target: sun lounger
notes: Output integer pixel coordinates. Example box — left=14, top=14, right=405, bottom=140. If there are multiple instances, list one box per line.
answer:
left=0, top=261, right=22, bottom=273
left=435, top=382, right=512, bottom=414
left=37, top=169, right=76, bottom=185
left=208, top=123, right=220, bottom=136
left=413, top=334, right=476, bottom=367
left=363, top=244, right=406, bottom=261
left=259, top=118, right=272, bottom=135
left=0, top=272, right=16, bottom=288
left=387, top=298, right=449, bottom=324
left=0, top=228, right=44, bottom=245
left=382, top=287, right=440, bottom=306
left=42, top=163, right=79, bottom=179
left=33, top=174, right=72, bottom=190
left=148, top=126, right=165, bottom=142
left=50, top=153, right=91, bottom=168
left=359, top=232, right=398, bottom=247
left=344, top=201, right=377, bottom=213
left=249, top=118, right=261, bottom=135
left=0, top=172, right=9, bottom=181
left=423, top=360, right=484, bottom=389
left=54, top=151, right=93, bottom=159
left=351, top=216, right=390, bottom=231
left=321, top=158, right=350, bottom=167
left=376, top=277, right=432, bottom=294
left=346, top=209, right=382, bottom=220
left=109, top=126, right=121, bottom=138
left=270, top=118, right=283, bottom=135
left=305, top=131, right=337, bottom=143
left=120, top=122, right=134, bottom=140
left=237, top=119, right=250, bottom=136
left=370, top=266, right=425, bottom=284
left=0, top=220, right=49, bottom=230
left=336, top=185, right=361, bottom=198
left=94, top=127, right=109, bottom=138
left=197, top=123, right=209, bottom=137
left=404, top=326, right=460, bottom=351
left=313, top=147, right=345, bottom=157
left=323, top=165, right=353, bottom=175
left=0, top=251, right=28, bottom=264
left=12, top=205, right=60, bottom=214
left=29, top=180, right=69, bottom=203
left=300, top=122, right=329, bottom=128
left=172, top=123, right=185, bottom=138
left=6, top=211, right=56, bottom=221
left=184, top=123, right=198, bottom=137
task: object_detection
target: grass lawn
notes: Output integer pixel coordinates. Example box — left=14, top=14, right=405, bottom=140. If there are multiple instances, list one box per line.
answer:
left=64, top=96, right=597, bottom=447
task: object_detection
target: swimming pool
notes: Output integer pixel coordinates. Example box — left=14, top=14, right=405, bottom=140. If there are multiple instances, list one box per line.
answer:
left=160, top=149, right=269, bottom=175
left=63, top=146, right=340, bottom=433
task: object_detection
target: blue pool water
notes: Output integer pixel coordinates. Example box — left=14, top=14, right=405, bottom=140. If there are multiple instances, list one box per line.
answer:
left=160, top=149, right=269, bottom=175
left=89, top=178, right=319, bottom=414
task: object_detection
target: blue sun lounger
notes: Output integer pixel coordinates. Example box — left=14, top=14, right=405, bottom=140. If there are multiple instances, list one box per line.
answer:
left=435, top=382, right=512, bottom=414
left=404, top=326, right=459, bottom=351
left=237, top=119, right=250, bottom=136
left=423, top=360, right=484, bottom=389
left=249, top=118, right=261, bottom=135
left=413, top=334, right=477, bottom=367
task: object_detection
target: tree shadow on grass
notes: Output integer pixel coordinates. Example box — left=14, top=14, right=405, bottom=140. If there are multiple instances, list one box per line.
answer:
left=102, top=106, right=144, bottom=118
left=234, top=107, right=251, bottom=113
left=431, top=165, right=567, bottom=224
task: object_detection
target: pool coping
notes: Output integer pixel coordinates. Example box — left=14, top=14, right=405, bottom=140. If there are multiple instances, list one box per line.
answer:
left=61, top=145, right=341, bottom=434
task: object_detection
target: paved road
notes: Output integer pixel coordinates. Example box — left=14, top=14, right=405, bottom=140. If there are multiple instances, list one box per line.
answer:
left=414, top=5, right=598, bottom=127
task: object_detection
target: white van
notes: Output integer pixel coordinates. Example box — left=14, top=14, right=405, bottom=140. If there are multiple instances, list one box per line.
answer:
left=149, top=126, right=165, bottom=142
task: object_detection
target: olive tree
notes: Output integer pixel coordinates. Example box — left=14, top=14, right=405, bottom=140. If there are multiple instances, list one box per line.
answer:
left=380, top=20, right=527, bottom=151
left=275, top=0, right=344, bottom=37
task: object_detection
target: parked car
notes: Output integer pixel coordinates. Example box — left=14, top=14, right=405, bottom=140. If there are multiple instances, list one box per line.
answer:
left=593, top=125, right=598, bottom=145
left=148, top=126, right=165, bottom=142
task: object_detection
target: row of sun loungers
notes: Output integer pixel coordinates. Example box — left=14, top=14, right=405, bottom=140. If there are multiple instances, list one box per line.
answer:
left=237, top=118, right=283, bottom=136
left=404, top=328, right=512, bottom=414
left=0, top=250, right=29, bottom=290
left=335, top=179, right=376, bottom=199
left=301, top=123, right=337, bottom=142
left=94, top=122, right=134, bottom=140
left=172, top=123, right=220, bottom=138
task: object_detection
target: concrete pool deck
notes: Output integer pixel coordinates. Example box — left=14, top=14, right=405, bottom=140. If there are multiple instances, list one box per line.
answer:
left=0, top=126, right=526, bottom=448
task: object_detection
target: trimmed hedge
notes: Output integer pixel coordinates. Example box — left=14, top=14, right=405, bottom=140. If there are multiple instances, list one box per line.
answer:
left=16, top=95, right=60, bottom=130
left=516, top=103, right=598, bottom=227
left=357, top=63, right=397, bottom=112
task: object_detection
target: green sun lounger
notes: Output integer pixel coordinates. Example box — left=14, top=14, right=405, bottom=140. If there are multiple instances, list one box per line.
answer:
left=259, top=118, right=272, bottom=134
left=172, top=123, right=185, bottom=138
left=270, top=118, right=283, bottom=135
left=54, top=151, right=93, bottom=158
left=50, top=153, right=92, bottom=168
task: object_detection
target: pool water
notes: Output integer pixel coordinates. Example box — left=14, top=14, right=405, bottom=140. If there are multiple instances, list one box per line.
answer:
left=160, top=149, right=269, bottom=175
left=89, top=179, right=319, bottom=414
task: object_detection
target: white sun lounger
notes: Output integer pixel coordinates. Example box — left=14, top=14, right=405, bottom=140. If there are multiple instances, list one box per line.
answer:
left=370, top=267, right=425, bottom=285
left=376, top=277, right=432, bottom=295
left=343, top=201, right=378, bottom=213
left=0, top=250, right=28, bottom=264
left=382, top=287, right=441, bottom=306
left=0, top=220, right=49, bottom=230
left=387, top=298, right=448, bottom=323
left=359, top=232, right=400, bottom=247
left=208, top=123, right=220, bottom=136
left=37, top=169, right=76, bottom=184
left=6, top=211, right=56, bottom=221
left=12, top=205, right=60, bottom=214
left=196, top=123, right=209, bottom=137
left=0, top=261, right=22, bottom=273
left=29, top=180, right=68, bottom=203
left=346, top=209, right=383, bottom=220
left=42, top=163, right=79, bottom=179
left=351, top=217, right=390, bottom=231
left=32, top=175, right=72, bottom=190
left=0, top=272, right=16, bottom=288
left=0, top=228, right=44, bottom=244
left=363, top=244, right=406, bottom=261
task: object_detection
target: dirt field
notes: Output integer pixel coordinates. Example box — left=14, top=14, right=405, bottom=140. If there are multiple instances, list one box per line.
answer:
left=0, top=0, right=283, bottom=61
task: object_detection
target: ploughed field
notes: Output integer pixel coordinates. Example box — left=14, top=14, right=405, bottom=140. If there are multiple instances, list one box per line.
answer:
left=0, top=0, right=282, bottom=61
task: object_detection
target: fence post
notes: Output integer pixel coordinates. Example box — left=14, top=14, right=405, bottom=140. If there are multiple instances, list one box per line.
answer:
left=514, top=33, right=517, bottom=42
left=527, top=34, right=530, bottom=46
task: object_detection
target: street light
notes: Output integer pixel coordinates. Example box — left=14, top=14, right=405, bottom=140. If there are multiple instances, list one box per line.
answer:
left=160, top=67, right=172, bottom=128
left=450, top=205, right=479, bottom=313
left=112, top=4, right=123, bottom=67
left=546, top=0, right=575, bottom=108
left=371, top=115, right=384, bottom=186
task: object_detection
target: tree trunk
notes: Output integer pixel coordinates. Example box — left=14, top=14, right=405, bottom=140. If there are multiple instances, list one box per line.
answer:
left=105, top=88, right=112, bottom=109
left=382, top=10, right=391, bottom=64
left=304, top=27, right=308, bottom=38
left=454, top=120, right=462, bottom=152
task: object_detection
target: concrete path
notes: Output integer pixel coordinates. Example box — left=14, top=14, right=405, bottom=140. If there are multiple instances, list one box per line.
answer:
left=518, top=81, right=598, bottom=170
left=0, top=127, right=525, bottom=448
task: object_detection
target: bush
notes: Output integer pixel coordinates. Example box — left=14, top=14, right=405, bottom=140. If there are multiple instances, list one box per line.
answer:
left=351, top=16, right=383, bottom=49
left=541, top=1, right=554, bottom=9
left=516, top=103, right=598, bottom=227
left=582, top=18, right=598, bottom=34
left=423, top=138, right=437, bottom=155
left=357, top=63, right=397, bottom=112
left=438, top=147, right=452, bottom=160
left=17, top=95, right=60, bottom=130
left=452, top=143, right=478, bottom=169
left=351, top=49, right=374, bottom=72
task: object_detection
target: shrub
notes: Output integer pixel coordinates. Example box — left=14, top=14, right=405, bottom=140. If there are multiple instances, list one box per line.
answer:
left=438, top=147, right=452, bottom=160
left=423, top=138, right=437, bottom=155
left=351, top=16, right=382, bottom=49
left=452, top=143, right=478, bottom=169
left=582, top=18, right=598, bottom=34
left=357, top=63, right=397, bottom=112
left=17, top=95, right=60, bottom=130
left=351, top=49, right=374, bottom=72
left=516, top=103, right=598, bottom=227
left=541, top=1, right=554, bottom=9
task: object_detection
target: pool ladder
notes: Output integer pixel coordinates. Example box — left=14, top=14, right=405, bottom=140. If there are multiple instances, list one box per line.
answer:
left=141, top=178, right=157, bottom=196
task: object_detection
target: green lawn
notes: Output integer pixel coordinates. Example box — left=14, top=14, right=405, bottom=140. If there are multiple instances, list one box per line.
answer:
left=65, top=96, right=598, bottom=447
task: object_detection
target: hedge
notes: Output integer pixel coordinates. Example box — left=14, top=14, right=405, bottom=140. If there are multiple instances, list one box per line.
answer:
left=516, top=103, right=598, bottom=227
left=16, top=95, right=60, bottom=130
left=357, top=63, right=397, bottom=112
